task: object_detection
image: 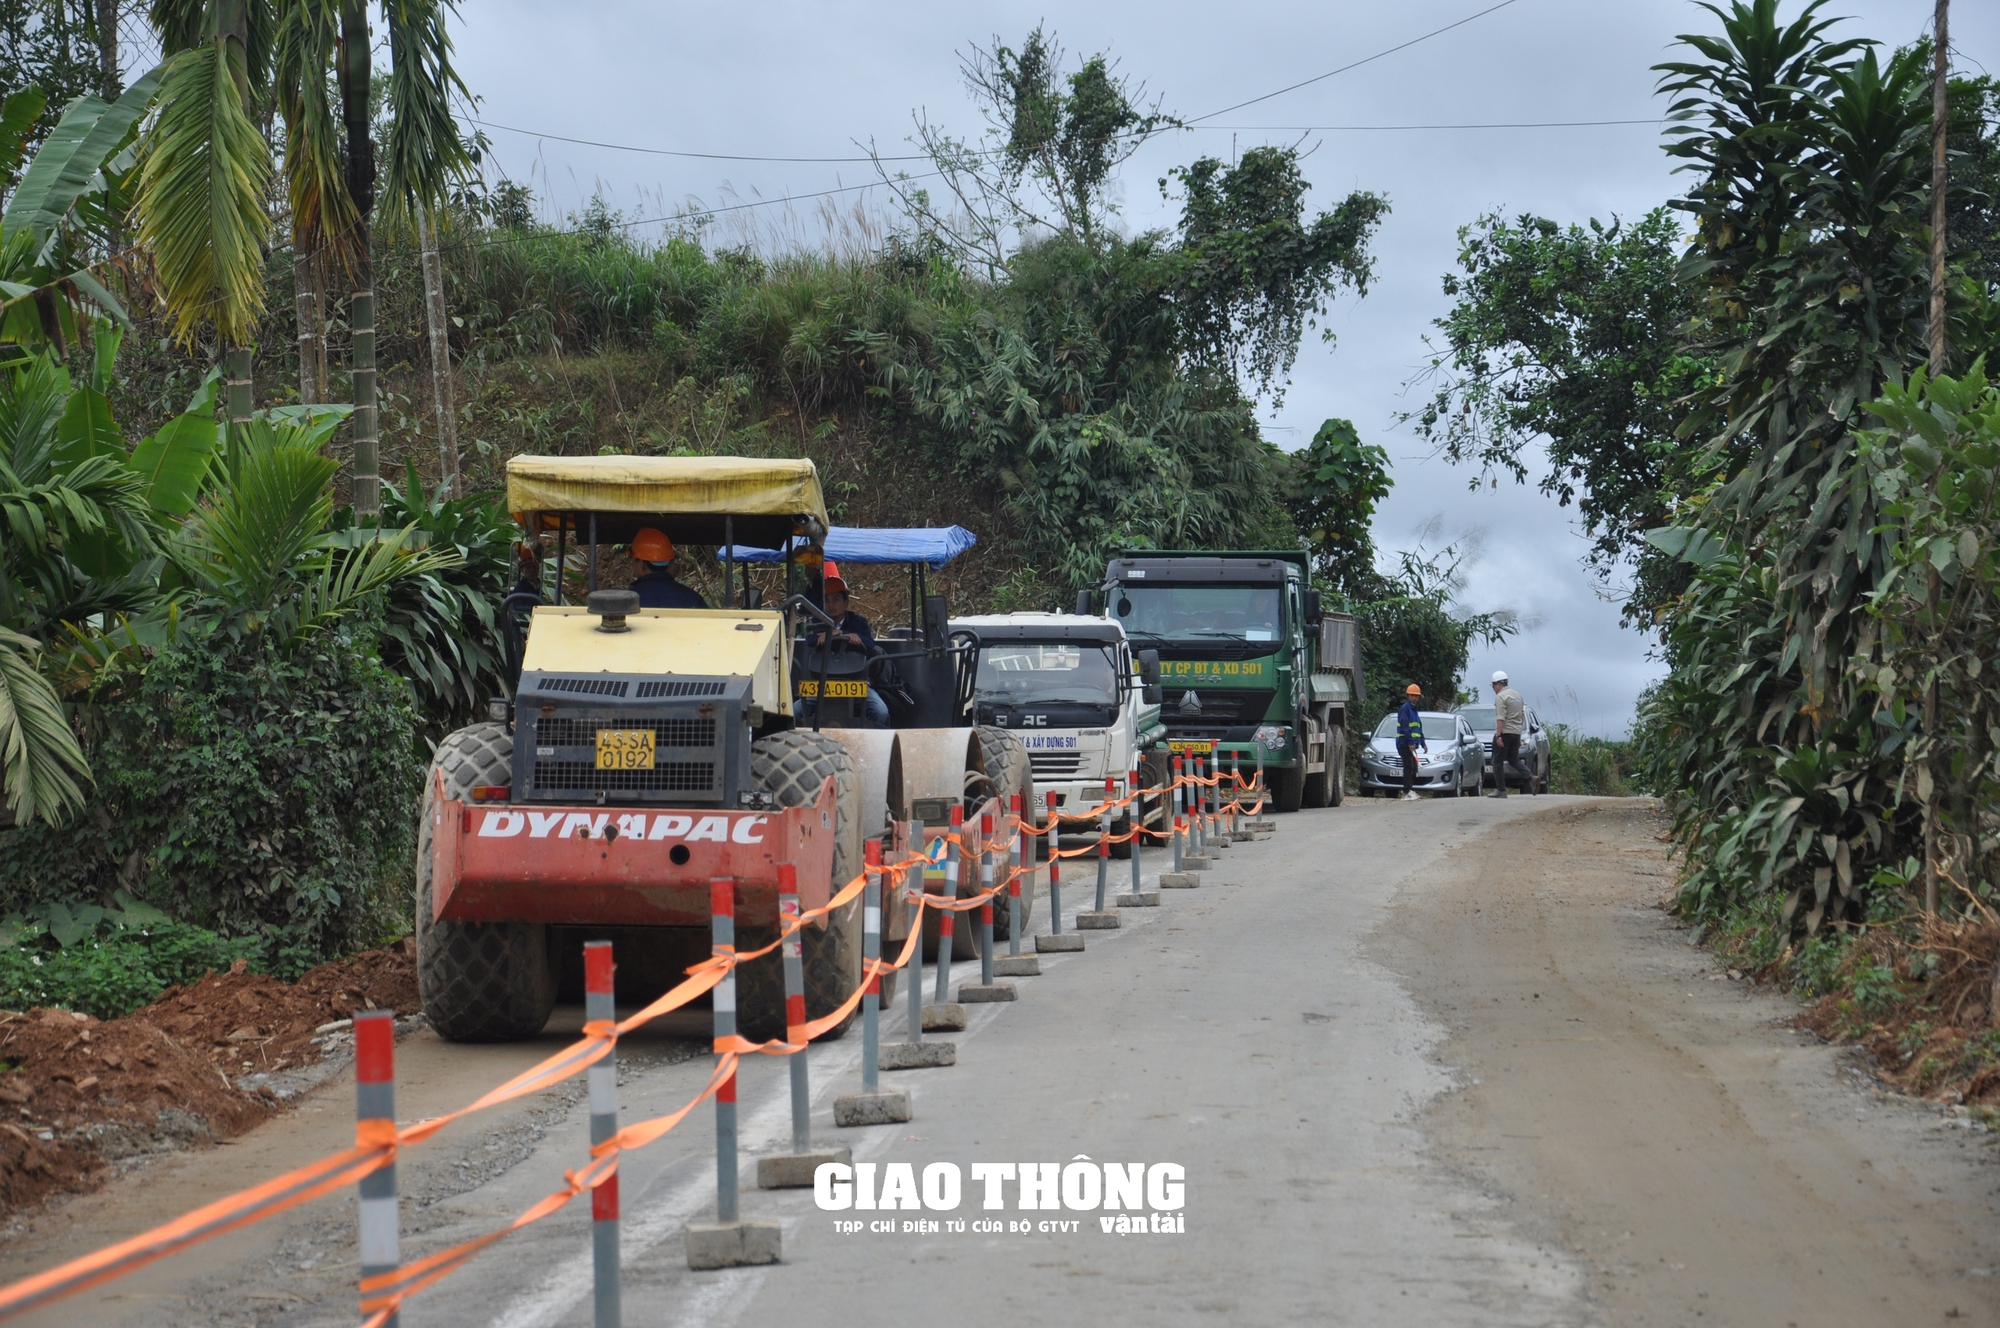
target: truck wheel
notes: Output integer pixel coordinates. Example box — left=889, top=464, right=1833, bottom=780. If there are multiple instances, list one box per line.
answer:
left=1270, top=764, right=1305, bottom=814
left=973, top=727, right=1036, bottom=937
left=733, top=731, right=865, bottom=1044
left=417, top=724, right=557, bottom=1043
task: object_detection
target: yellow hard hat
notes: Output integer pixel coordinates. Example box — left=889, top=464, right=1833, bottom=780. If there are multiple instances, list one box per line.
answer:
left=631, top=528, right=674, bottom=562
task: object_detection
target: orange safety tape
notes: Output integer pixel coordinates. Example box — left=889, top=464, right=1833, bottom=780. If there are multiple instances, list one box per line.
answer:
left=359, top=1054, right=738, bottom=1322
left=0, top=850, right=930, bottom=1322
left=0, top=1143, right=392, bottom=1317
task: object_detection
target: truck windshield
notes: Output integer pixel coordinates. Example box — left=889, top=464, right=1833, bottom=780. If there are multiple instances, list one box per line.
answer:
left=975, top=643, right=1121, bottom=705
left=1110, top=585, right=1282, bottom=643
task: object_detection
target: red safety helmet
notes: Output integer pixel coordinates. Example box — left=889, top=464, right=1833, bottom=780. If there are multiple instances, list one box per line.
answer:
left=822, top=560, right=848, bottom=594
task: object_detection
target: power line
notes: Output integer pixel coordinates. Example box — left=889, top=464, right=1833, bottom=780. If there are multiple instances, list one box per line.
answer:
left=1189, top=0, right=1526, bottom=123
left=468, top=117, right=931, bottom=164
left=1199, top=118, right=1658, bottom=131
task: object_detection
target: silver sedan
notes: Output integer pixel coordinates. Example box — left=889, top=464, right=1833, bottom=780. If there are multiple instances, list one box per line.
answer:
left=1357, top=711, right=1484, bottom=797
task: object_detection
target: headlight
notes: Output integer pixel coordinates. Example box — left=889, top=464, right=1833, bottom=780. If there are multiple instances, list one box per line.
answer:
left=1252, top=725, right=1289, bottom=751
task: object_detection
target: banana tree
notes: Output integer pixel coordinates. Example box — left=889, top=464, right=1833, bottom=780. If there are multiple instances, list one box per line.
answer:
left=138, top=0, right=475, bottom=520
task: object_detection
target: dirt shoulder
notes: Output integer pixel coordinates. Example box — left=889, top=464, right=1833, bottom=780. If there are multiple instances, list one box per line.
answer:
left=0, top=942, right=420, bottom=1216
left=1375, top=800, right=2000, bottom=1327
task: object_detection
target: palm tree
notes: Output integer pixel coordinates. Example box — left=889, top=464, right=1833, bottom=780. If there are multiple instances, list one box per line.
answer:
left=135, top=0, right=474, bottom=519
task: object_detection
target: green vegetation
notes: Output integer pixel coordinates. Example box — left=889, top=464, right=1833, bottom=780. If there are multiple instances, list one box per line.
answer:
left=1544, top=724, right=1638, bottom=797
left=1421, top=2, right=2000, bottom=948
left=0, top=894, right=268, bottom=1019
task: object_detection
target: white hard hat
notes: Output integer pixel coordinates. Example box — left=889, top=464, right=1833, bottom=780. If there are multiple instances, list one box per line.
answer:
left=1491, top=670, right=1509, bottom=684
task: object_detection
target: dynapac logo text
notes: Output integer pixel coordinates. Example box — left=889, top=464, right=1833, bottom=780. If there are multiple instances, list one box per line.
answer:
left=476, top=810, right=766, bottom=843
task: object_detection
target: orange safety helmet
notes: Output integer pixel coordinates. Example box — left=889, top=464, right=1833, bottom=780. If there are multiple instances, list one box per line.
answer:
left=1405, top=683, right=1422, bottom=696
left=822, top=560, right=849, bottom=594
left=630, top=527, right=675, bottom=562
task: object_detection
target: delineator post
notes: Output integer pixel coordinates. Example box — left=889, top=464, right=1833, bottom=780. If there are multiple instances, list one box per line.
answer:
left=686, top=877, right=782, bottom=1267
left=756, top=866, right=853, bottom=1185
left=996, top=794, right=1041, bottom=975
left=833, top=840, right=915, bottom=1122
left=880, top=824, right=956, bottom=1071
left=1036, top=791, right=1084, bottom=952
left=583, top=942, right=620, bottom=1328
left=354, top=1010, right=399, bottom=1328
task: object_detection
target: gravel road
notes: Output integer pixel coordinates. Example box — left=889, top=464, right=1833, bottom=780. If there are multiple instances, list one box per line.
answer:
left=2, top=796, right=1995, bottom=1326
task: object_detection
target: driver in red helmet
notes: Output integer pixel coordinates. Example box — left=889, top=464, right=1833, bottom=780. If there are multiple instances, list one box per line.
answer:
left=801, top=561, right=890, bottom=726
left=628, top=527, right=707, bottom=609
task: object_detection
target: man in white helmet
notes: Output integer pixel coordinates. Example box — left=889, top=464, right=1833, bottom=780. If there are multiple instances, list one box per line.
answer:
left=1488, top=669, right=1538, bottom=797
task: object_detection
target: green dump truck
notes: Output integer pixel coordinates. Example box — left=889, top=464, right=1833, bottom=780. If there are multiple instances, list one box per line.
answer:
left=1089, top=551, right=1363, bottom=813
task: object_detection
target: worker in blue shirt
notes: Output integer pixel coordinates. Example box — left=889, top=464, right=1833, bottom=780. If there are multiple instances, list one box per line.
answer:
left=1396, top=683, right=1427, bottom=802
left=627, top=528, right=707, bottom=609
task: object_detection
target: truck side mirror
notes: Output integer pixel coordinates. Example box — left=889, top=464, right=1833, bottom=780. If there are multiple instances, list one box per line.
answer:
left=1138, top=649, right=1161, bottom=686
left=1143, top=684, right=1163, bottom=706
left=1075, top=589, right=1095, bottom=615
left=1303, top=588, right=1322, bottom=625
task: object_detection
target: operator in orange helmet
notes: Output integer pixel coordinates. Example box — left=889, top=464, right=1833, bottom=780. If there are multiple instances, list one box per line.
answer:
left=628, top=528, right=707, bottom=609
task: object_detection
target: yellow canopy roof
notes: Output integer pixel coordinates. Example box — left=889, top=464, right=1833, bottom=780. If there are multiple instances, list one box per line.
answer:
left=505, top=455, right=828, bottom=546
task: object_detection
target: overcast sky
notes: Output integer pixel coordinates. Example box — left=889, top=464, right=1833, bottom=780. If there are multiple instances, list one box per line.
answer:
left=452, top=0, right=1998, bottom=737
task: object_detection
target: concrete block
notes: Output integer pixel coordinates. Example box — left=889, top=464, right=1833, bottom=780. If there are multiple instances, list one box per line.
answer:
left=833, top=1090, right=912, bottom=1126
left=921, top=1003, right=967, bottom=1031
left=1076, top=911, right=1121, bottom=929
left=685, top=1219, right=782, bottom=1269
left=1181, top=855, right=1213, bottom=871
left=758, top=1147, right=851, bottom=1189
left=879, top=1040, right=955, bottom=1070
left=957, top=982, right=1017, bottom=1002
left=1035, top=933, right=1085, bottom=953
left=1209, top=834, right=1233, bottom=848
left=993, top=955, right=1042, bottom=976
left=1116, top=891, right=1161, bottom=908
left=1159, top=872, right=1202, bottom=889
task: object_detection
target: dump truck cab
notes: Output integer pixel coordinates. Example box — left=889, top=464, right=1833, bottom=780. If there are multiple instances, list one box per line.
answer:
left=953, top=612, right=1166, bottom=856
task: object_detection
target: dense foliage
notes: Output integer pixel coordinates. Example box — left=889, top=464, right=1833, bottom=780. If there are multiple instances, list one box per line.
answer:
left=0, top=621, right=423, bottom=957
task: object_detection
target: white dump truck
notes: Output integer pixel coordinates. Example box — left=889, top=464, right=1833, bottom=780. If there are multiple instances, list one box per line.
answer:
left=952, top=613, right=1167, bottom=858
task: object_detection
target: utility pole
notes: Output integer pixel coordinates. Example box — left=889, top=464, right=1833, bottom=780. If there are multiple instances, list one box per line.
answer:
left=1923, top=0, right=1948, bottom=920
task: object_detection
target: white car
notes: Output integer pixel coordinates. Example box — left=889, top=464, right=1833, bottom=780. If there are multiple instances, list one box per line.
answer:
left=1357, top=710, right=1484, bottom=797
left=1453, top=703, right=1551, bottom=792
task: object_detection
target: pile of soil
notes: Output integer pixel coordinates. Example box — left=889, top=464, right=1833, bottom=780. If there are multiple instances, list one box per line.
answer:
left=0, top=940, right=419, bottom=1214
left=1793, top=918, right=2000, bottom=1108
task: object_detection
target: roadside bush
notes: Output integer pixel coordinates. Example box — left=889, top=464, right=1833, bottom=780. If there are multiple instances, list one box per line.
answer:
left=1545, top=724, right=1637, bottom=796
left=0, top=623, right=423, bottom=961
left=0, top=915, right=266, bottom=1019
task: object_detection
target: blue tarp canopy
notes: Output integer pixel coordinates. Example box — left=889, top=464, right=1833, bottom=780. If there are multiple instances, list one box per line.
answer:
left=719, top=525, right=977, bottom=570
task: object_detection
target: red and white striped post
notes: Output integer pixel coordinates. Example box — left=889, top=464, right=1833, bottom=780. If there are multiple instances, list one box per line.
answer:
left=1008, top=794, right=1025, bottom=957
left=778, top=864, right=811, bottom=1154
left=933, top=805, right=962, bottom=1003
left=1046, top=791, right=1063, bottom=934
left=710, top=877, right=740, bottom=1223
left=861, top=839, right=882, bottom=1090
left=1172, top=755, right=1187, bottom=868
left=354, top=1011, right=399, bottom=1328
left=583, top=941, right=620, bottom=1327
left=1095, top=776, right=1113, bottom=911
left=978, top=812, right=995, bottom=985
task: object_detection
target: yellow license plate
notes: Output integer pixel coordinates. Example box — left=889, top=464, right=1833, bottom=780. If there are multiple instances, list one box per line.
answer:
left=595, top=728, right=655, bottom=770
left=1168, top=740, right=1215, bottom=754
left=797, top=679, right=869, bottom=698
